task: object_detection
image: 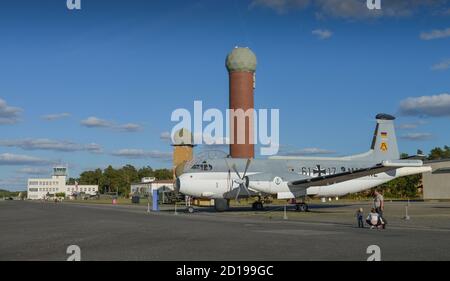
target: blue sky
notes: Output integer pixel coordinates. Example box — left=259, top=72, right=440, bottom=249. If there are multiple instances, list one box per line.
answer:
left=1, top=0, right=449, bottom=190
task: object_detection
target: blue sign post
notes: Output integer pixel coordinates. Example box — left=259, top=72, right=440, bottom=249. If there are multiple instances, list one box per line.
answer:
left=152, top=189, right=159, bottom=212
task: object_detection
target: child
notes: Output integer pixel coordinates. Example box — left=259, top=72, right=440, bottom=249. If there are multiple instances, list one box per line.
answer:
left=356, top=208, right=364, bottom=228
left=366, top=208, right=382, bottom=229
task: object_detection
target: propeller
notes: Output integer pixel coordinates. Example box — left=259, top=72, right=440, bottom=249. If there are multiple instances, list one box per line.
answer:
left=226, top=159, right=252, bottom=202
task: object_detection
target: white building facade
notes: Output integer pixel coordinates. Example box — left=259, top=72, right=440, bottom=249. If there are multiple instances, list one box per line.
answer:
left=130, top=178, right=174, bottom=195
left=27, top=167, right=98, bottom=200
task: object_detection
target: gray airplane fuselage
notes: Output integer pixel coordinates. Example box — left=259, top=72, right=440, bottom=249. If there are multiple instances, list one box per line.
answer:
left=177, top=154, right=429, bottom=199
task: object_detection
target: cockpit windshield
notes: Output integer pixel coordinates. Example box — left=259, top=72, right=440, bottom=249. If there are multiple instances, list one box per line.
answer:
left=191, top=161, right=213, bottom=171
left=185, top=150, right=228, bottom=172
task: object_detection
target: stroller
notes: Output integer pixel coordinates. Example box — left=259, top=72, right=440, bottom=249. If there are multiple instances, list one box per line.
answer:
left=366, top=209, right=386, bottom=229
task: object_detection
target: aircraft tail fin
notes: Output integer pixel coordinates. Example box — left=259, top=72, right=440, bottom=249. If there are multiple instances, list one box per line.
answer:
left=369, top=113, right=400, bottom=162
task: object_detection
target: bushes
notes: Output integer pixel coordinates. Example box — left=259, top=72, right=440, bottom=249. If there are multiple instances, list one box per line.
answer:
left=55, top=192, right=66, bottom=198
left=70, top=165, right=173, bottom=196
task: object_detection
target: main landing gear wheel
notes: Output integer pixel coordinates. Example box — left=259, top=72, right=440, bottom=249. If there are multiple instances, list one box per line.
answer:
left=252, top=201, right=264, bottom=211
left=295, top=203, right=309, bottom=212
left=214, top=199, right=229, bottom=212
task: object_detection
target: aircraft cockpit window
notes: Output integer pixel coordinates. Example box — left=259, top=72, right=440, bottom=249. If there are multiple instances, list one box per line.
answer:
left=185, top=150, right=227, bottom=172
left=191, top=161, right=213, bottom=171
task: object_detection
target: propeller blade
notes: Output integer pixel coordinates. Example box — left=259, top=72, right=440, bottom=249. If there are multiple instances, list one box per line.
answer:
left=242, top=159, right=251, bottom=178
left=242, top=178, right=251, bottom=196
left=225, top=158, right=233, bottom=192
left=225, top=158, right=232, bottom=171
left=227, top=169, right=232, bottom=192
left=231, top=164, right=241, bottom=179
left=235, top=184, right=241, bottom=202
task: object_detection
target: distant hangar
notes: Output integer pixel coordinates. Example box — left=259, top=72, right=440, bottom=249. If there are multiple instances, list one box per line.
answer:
left=423, top=159, right=450, bottom=200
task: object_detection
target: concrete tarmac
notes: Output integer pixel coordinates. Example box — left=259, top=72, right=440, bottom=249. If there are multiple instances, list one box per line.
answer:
left=1, top=200, right=450, bottom=261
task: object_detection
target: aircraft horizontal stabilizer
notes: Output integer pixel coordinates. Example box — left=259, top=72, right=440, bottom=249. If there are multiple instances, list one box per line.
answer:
left=382, top=160, right=423, bottom=167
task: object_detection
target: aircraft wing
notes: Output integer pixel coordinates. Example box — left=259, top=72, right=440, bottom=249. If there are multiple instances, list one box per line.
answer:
left=288, top=160, right=424, bottom=190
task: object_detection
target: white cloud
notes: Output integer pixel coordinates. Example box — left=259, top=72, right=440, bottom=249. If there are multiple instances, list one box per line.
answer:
left=111, top=149, right=172, bottom=160
left=399, top=93, right=450, bottom=117
left=250, top=0, right=310, bottom=14
left=0, top=139, right=103, bottom=153
left=16, top=167, right=49, bottom=175
left=397, top=124, right=418, bottom=130
left=81, top=116, right=142, bottom=132
left=41, top=113, right=71, bottom=121
left=251, top=0, right=447, bottom=19
left=400, top=133, right=434, bottom=141
left=278, top=145, right=336, bottom=156
left=314, top=0, right=381, bottom=19
left=431, top=58, right=450, bottom=71
left=0, top=153, right=50, bottom=166
left=312, top=29, right=333, bottom=39
left=160, top=131, right=171, bottom=140
left=0, top=98, right=22, bottom=125
left=420, top=27, right=450, bottom=40
left=81, top=116, right=112, bottom=128
left=117, top=123, right=142, bottom=132
left=396, top=120, right=427, bottom=130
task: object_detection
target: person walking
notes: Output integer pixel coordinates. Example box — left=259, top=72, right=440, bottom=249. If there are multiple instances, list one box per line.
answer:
left=373, top=190, right=384, bottom=216
left=373, top=190, right=386, bottom=229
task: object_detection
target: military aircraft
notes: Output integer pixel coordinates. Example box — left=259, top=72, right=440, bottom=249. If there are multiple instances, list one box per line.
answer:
left=175, top=114, right=432, bottom=212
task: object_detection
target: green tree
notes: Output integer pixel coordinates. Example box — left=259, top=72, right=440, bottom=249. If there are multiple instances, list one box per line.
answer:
left=428, top=146, right=450, bottom=160
left=119, top=165, right=140, bottom=195
left=400, top=153, right=409, bottom=159
left=73, top=165, right=173, bottom=196
left=138, top=166, right=154, bottom=179
left=379, top=174, right=421, bottom=198
left=153, top=169, right=173, bottom=180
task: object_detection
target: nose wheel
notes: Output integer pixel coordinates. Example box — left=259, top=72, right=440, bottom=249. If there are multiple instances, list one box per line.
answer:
left=295, top=203, right=309, bottom=212
left=252, top=201, right=264, bottom=211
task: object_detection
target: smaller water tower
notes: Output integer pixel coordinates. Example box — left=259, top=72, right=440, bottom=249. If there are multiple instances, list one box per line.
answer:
left=172, top=128, right=195, bottom=178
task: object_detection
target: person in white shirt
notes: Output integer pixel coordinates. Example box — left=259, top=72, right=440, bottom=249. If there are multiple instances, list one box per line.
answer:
left=366, top=208, right=382, bottom=229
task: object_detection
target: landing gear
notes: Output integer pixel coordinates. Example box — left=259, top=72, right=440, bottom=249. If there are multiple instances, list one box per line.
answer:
left=214, top=198, right=229, bottom=212
left=295, top=203, right=309, bottom=212
left=186, top=206, right=195, bottom=213
left=292, top=197, right=309, bottom=212
left=252, top=196, right=264, bottom=211
left=252, top=201, right=264, bottom=211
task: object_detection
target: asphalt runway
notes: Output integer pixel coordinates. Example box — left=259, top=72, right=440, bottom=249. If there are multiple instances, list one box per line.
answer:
left=1, top=200, right=450, bottom=261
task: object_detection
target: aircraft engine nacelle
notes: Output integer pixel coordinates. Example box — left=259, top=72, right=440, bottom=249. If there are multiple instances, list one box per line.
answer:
left=177, top=174, right=231, bottom=199
left=249, top=176, right=294, bottom=196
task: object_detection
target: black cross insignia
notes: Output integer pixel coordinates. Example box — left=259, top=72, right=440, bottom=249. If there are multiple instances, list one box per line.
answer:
left=313, top=165, right=327, bottom=177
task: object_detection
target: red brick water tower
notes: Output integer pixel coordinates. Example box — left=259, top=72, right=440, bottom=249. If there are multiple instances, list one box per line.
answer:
left=226, top=47, right=257, bottom=159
